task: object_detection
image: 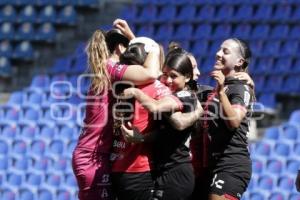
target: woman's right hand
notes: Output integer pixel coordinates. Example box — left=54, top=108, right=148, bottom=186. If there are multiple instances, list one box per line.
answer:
left=113, top=18, right=135, bottom=40
left=123, top=88, right=137, bottom=99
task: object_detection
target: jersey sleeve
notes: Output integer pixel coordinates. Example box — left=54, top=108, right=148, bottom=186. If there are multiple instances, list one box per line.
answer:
left=107, top=60, right=128, bottom=82
left=154, top=81, right=183, bottom=110
left=174, top=91, right=197, bottom=113
left=227, top=84, right=251, bottom=112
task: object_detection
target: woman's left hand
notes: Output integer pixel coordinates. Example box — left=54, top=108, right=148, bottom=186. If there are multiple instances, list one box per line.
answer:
left=123, top=88, right=136, bottom=99
left=121, top=122, right=144, bottom=143
left=211, top=70, right=225, bottom=92
left=234, top=72, right=255, bottom=88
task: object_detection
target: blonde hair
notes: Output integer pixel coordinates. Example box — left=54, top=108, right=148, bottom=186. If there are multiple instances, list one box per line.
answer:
left=86, top=30, right=110, bottom=94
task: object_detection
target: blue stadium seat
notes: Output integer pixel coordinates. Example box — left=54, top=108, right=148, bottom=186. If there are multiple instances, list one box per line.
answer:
left=266, top=159, right=283, bottom=175
left=251, top=24, right=270, bottom=40
left=24, top=91, right=44, bottom=106
left=286, top=159, right=300, bottom=174
left=0, top=139, right=11, bottom=156
left=0, top=56, right=12, bottom=77
left=281, top=124, right=298, bottom=141
left=137, top=5, right=157, bottom=23
left=190, top=39, right=209, bottom=57
left=294, top=59, right=300, bottom=73
left=289, top=193, right=300, bottom=200
left=0, top=155, right=10, bottom=171
left=13, top=41, right=34, bottom=60
left=2, top=188, right=17, bottom=200
left=57, top=189, right=72, bottom=200
left=195, top=5, right=215, bottom=22
left=264, top=127, right=279, bottom=141
left=232, top=24, right=251, bottom=39
left=291, top=5, right=300, bottom=22
left=176, top=5, right=196, bottom=22
left=154, top=23, right=174, bottom=41
left=156, top=5, right=176, bottom=22
left=273, top=142, right=291, bottom=157
left=26, top=172, right=43, bottom=187
left=18, top=5, right=37, bottom=23
left=249, top=40, right=264, bottom=57
left=293, top=143, right=300, bottom=158
left=252, top=75, right=264, bottom=93
left=212, top=24, right=231, bottom=39
left=289, top=110, right=300, bottom=125
left=208, top=40, right=222, bottom=56
left=277, top=176, right=294, bottom=192
left=0, top=5, right=17, bottom=23
left=36, top=23, right=56, bottom=42
left=7, top=91, right=24, bottom=105
left=272, top=4, right=292, bottom=21
left=254, top=58, right=273, bottom=75
left=13, top=156, right=34, bottom=171
left=71, top=53, right=87, bottom=74
left=57, top=6, right=77, bottom=25
left=65, top=140, right=77, bottom=156
left=32, top=156, right=54, bottom=172
left=282, top=75, right=300, bottom=93
left=47, top=140, right=64, bottom=159
left=269, top=192, right=287, bottom=200
left=258, top=93, right=276, bottom=109
left=270, top=25, right=289, bottom=39
left=262, top=40, right=281, bottom=57
left=38, top=6, right=57, bottom=23
left=19, top=188, right=37, bottom=200
left=254, top=141, right=272, bottom=157
left=253, top=4, right=273, bottom=21
left=201, top=56, right=215, bottom=74
left=265, top=76, right=283, bottom=93
left=65, top=173, right=77, bottom=188
left=173, top=24, right=193, bottom=40
left=0, top=22, right=15, bottom=40
left=52, top=157, right=70, bottom=172
left=77, top=0, right=98, bottom=8
left=28, top=74, right=50, bottom=91
left=257, top=175, right=274, bottom=190
left=59, top=124, right=77, bottom=141
left=3, top=105, right=21, bottom=121
left=21, top=106, right=41, bottom=122
left=271, top=57, right=292, bottom=74
left=136, top=24, right=154, bottom=37
left=249, top=191, right=266, bottom=200
left=1, top=122, right=18, bottom=142
left=11, top=140, right=28, bottom=157
left=234, top=5, right=253, bottom=21
left=15, top=23, right=35, bottom=41
left=29, top=139, right=47, bottom=158
left=215, top=5, right=234, bottom=22
left=252, top=158, right=264, bottom=174
left=290, top=25, right=300, bottom=39
left=0, top=40, right=13, bottom=57
left=282, top=40, right=298, bottom=57
left=50, top=57, right=72, bottom=74
left=121, top=4, right=137, bottom=22
left=38, top=188, right=54, bottom=200
left=7, top=170, right=24, bottom=187
left=45, top=173, right=62, bottom=188
left=193, top=24, right=212, bottom=39
left=39, top=123, right=57, bottom=141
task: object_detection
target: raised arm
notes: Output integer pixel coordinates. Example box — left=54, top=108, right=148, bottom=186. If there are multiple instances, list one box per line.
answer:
left=113, top=18, right=135, bottom=40
left=212, top=70, right=247, bottom=129
left=122, top=51, right=161, bottom=85
left=123, top=87, right=181, bottom=113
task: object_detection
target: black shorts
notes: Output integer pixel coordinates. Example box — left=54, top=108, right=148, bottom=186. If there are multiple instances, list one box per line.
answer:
left=111, top=172, right=154, bottom=200
left=190, top=167, right=211, bottom=200
left=153, top=163, right=195, bottom=200
left=209, top=172, right=250, bottom=200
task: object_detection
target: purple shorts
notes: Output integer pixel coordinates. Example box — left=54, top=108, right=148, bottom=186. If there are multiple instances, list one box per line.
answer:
left=72, top=148, right=112, bottom=200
